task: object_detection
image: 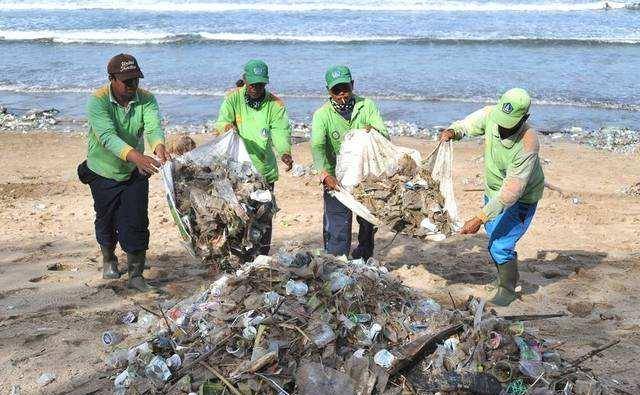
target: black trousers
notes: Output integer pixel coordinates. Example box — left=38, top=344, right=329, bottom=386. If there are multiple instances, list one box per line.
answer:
left=89, top=170, right=150, bottom=253
left=323, top=189, right=376, bottom=260
left=258, top=182, right=275, bottom=256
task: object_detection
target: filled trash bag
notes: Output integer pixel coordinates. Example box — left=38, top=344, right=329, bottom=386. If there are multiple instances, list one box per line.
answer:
left=161, top=132, right=276, bottom=270
left=332, top=130, right=460, bottom=241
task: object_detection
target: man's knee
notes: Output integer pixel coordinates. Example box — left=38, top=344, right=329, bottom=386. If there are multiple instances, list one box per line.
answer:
left=488, top=242, right=517, bottom=264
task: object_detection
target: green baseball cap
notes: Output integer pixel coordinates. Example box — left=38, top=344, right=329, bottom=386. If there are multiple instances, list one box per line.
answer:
left=244, top=59, right=269, bottom=85
left=490, top=88, right=531, bottom=129
left=325, top=65, right=352, bottom=89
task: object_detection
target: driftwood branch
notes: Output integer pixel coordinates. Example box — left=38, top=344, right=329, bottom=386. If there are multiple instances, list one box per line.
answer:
left=568, top=340, right=620, bottom=368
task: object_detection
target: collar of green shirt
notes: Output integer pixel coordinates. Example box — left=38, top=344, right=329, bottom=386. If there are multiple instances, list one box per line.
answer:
left=108, top=84, right=139, bottom=113
left=491, top=121, right=527, bottom=149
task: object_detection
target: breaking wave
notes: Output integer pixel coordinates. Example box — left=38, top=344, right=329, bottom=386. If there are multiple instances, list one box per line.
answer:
left=0, top=1, right=629, bottom=13
left=0, top=30, right=639, bottom=45
left=1, top=84, right=638, bottom=112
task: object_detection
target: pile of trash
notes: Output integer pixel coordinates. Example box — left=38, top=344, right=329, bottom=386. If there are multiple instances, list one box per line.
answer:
left=0, top=106, right=60, bottom=132
left=105, top=252, right=614, bottom=394
left=621, top=182, right=640, bottom=197
left=170, top=157, right=276, bottom=269
left=352, top=154, right=454, bottom=240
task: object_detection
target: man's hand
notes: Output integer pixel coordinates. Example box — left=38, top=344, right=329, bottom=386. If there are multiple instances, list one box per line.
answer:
left=281, top=153, right=293, bottom=172
left=363, top=125, right=377, bottom=133
left=460, top=216, right=483, bottom=234
left=323, top=175, right=340, bottom=191
left=127, top=150, right=160, bottom=175
left=440, top=129, right=456, bottom=142
left=154, top=144, right=171, bottom=164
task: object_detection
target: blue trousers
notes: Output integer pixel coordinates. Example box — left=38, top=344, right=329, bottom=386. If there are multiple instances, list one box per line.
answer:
left=89, top=170, right=150, bottom=253
left=323, top=190, right=375, bottom=260
left=483, top=196, right=537, bottom=265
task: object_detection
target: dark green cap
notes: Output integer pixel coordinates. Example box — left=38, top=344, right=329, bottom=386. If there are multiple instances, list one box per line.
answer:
left=244, top=59, right=269, bottom=85
left=325, top=65, right=352, bottom=89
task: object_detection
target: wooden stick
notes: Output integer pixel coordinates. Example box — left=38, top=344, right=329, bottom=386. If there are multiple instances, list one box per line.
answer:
left=157, top=302, right=174, bottom=336
left=463, top=188, right=484, bottom=192
left=568, top=340, right=620, bottom=368
left=448, top=291, right=457, bottom=310
left=501, top=313, right=566, bottom=321
left=134, top=302, right=161, bottom=317
left=200, top=362, right=243, bottom=395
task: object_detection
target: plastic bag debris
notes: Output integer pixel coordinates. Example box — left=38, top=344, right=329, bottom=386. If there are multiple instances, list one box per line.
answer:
left=36, top=372, right=56, bottom=387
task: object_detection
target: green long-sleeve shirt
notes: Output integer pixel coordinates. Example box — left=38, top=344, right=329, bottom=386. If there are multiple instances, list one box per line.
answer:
left=86, top=85, right=165, bottom=181
left=449, top=105, right=545, bottom=221
left=214, top=87, right=292, bottom=183
left=311, top=95, right=388, bottom=177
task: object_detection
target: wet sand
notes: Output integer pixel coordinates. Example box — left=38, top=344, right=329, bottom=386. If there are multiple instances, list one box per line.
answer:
left=0, top=132, right=639, bottom=393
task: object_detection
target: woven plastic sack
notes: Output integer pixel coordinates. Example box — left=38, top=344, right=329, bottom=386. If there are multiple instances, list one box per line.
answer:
left=331, top=130, right=460, bottom=237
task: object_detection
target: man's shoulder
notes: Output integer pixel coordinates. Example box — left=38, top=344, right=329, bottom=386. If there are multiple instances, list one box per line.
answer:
left=313, top=101, right=332, bottom=118
left=90, top=85, right=111, bottom=101
left=267, top=92, right=286, bottom=108
left=225, top=87, right=243, bottom=99
left=520, top=125, right=540, bottom=152
left=136, top=88, right=156, bottom=103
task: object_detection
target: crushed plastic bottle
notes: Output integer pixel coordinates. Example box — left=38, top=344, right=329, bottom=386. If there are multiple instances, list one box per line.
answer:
left=120, top=311, right=137, bottom=325
left=416, top=298, right=442, bottom=315
left=166, top=354, right=182, bottom=370
left=374, top=349, right=395, bottom=368
left=329, top=271, right=355, bottom=292
left=102, top=330, right=123, bottom=346
left=242, top=326, right=257, bottom=340
left=365, top=323, right=383, bottom=342
left=106, top=348, right=129, bottom=369
left=444, top=337, right=460, bottom=352
left=145, top=355, right=172, bottom=382
left=285, top=279, right=308, bottom=296
left=263, top=291, right=281, bottom=307
left=37, top=372, right=56, bottom=387
left=308, top=321, right=336, bottom=347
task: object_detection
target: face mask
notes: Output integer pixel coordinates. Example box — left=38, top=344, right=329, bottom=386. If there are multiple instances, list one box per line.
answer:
left=331, top=96, right=355, bottom=119
left=245, top=90, right=265, bottom=110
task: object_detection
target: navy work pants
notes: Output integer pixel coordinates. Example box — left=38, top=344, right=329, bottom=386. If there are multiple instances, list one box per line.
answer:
left=89, top=170, right=150, bottom=253
left=323, top=190, right=375, bottom=260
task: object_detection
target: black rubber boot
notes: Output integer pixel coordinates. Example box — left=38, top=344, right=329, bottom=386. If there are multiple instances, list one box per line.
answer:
left=127, top=251, right=152, bottom=292
left=101, top=245, right=120, bottom=280
left=489, top=258, right=518, bottom=307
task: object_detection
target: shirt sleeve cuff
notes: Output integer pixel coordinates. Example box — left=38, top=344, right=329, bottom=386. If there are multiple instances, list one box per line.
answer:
left=149, top=139, right=164, bottom=155
left=119, top=145, right=134, bottom=161
left=476, top=211, right=490, bottom=223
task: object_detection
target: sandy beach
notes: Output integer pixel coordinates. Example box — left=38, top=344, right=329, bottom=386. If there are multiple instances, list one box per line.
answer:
left=0, top=132, right=639, bottom=393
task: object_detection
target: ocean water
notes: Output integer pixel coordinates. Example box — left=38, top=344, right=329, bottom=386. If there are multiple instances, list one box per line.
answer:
left=0, top=0, right=639, bottom=131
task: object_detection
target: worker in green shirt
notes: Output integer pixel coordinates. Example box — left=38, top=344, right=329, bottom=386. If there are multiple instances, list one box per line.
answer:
left=440, top=88, right=545, bottom=306
left=214, top=59, right=293, bottom=255
left=78, top=53, right=169, bottom=292
left=311, top=65, right=388, bottom=260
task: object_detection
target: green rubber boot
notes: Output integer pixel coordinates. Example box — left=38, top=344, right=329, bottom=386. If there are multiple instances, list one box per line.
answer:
left=127, top=251, right=152, bottom=292
left=485, top=261, right=519, bottom=292
left=101, top=245, right=120, bottom=280
left=489, top=259, right=518, bottom=307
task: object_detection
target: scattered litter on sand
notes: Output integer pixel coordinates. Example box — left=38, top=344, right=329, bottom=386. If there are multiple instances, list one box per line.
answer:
left=0, top=108, right=60, bottom=132
left=105, top=252, right=615, bottom=394
left=620, top=182, right=640, bottom=197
